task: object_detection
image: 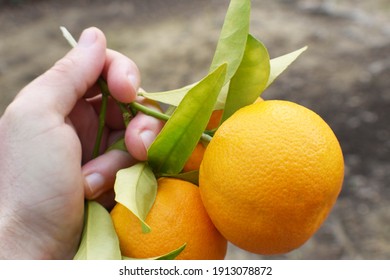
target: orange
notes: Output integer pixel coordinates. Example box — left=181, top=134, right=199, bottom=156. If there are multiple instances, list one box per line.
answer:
left=182, top=142, right=206, bottom=172
left=199, top=100, right=344, bottom=255
left=206, top=97, right=264, bottom=131
left=206, top=109, right=224, bottom=130
left=182, top=97, right=264, bottom=172
left=110, top=177, right=227, bottom=259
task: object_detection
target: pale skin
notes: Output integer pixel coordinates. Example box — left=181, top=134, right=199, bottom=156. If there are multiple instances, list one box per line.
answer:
left=0, top=27, right=163, bottom=259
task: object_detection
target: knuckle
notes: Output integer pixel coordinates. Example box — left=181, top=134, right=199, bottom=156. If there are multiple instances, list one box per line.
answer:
left=52, top=56, right=78, bottom=75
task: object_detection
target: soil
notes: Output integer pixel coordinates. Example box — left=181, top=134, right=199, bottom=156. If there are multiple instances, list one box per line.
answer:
left=1, top=0, right=389, bottom=259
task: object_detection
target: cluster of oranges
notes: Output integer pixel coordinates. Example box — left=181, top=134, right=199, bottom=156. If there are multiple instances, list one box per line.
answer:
left=110, top=97, right=344, bottom=259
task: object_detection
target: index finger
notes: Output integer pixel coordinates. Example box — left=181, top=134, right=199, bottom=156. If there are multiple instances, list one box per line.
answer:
left=91, top=49, right=140, bottom=104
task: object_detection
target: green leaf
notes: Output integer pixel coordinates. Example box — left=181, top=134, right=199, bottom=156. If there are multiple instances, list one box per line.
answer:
left=106, top=137, right=127, bottom=153
left=221, top=34, right=270, bottom=123
left=154, top=243, right=186, bottom=260
left=209, top=0, right=251, bottom=83
left=139, top=0, right=250, bottom=108
left=73, top=201, right=121, bottom=260
left=122, top=243, right=187, bottom=260
left=148, top=64, right=227, bottom=175
left=161, top=170, right=199, bottom=186
left=114, top=163, right=157, bottom=233
left=266, top=46, right=308, bottom=88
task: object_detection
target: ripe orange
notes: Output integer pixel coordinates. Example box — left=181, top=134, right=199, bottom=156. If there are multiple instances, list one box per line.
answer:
left=206, top=97, right=264, bottom=131
left=182, top=142, right=206, bottom=172
left=183, top=97, right=264, bottom=172
left=110, top=177, right=227, bottom=259
left=206, top=109, right=224, bottom=130
left=199, top=100, right=344, bottom=255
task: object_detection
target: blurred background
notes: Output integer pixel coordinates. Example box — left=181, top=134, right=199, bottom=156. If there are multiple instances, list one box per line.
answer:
left=0, top=0, right=389, bottom=259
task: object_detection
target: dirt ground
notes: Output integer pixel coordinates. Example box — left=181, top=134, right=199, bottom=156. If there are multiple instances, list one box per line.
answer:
left=0, top=0, right=389, bottom=259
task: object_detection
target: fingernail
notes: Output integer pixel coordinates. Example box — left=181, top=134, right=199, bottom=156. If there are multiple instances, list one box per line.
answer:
left=140, top=130, right=156, bottom=151
left=128, top=73, right=140, bottom=92
left=78, top=28, right=97, bottom=48
left=85, top=173, right=105, bottom=199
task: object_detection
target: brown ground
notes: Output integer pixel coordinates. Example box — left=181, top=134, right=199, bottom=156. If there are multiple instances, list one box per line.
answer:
left=0, top=0, right=389, bottom=259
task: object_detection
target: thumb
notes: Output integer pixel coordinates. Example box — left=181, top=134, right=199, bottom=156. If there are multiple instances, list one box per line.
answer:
left=16, top=27, right=107, bottom=117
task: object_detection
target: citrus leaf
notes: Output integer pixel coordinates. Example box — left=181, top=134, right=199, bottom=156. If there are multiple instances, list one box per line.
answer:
left=214, top=83, right=230, bottom=110
left=122, top=243, right=186, bottom=260
left=153, top=243, right=187, bottom=260
left=209, top=0, right=250, bottom=83
left=73, top=201, right=121, bottom=260
left=139, top=83, right=195, bottom=107
left=106, top=137, right=127, bottom=153
left=114, top=163, right=157, bottom=233
left=161, top=170, right=199, bottom=186
left=221, top=34, right=270, bottom=123
left=139, top=0, right=250, bottom=107
left=148, top=64, right=227, bottom=175
left=266, top=46, right=308, bottom=88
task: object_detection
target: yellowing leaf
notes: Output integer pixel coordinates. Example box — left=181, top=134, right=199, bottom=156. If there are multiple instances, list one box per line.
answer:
left=73, top=201, right=121, bottom=260
left=114, top=163, right=157, bottom=233
left=267, top=46, right=308, bottom=88
left=139, top=83, right=195, bottom=107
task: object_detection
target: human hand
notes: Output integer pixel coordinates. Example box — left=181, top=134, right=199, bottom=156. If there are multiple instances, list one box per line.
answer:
left=0, top=27, right=163, bottom=259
